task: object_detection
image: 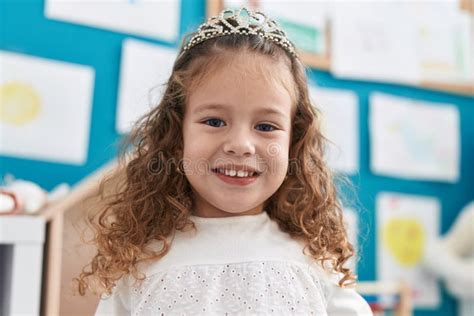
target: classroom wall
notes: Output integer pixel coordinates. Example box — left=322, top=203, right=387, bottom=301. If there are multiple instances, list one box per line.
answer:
left=1, top=1, right=473, bottom=315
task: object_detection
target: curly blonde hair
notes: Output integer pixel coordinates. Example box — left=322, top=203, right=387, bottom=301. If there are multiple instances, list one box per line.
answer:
left=76, top=32, right=356, bottom=297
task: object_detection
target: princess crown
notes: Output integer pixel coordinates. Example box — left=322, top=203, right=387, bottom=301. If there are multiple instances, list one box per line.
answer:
left=183, top=7, right=297, bottom=57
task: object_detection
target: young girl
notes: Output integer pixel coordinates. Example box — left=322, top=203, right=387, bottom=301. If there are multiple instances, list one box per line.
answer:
left=78, top=7, right=372, bottom=315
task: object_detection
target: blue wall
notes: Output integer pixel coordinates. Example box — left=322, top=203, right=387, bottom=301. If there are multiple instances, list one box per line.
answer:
left=1, top=1, right=473, bottom=315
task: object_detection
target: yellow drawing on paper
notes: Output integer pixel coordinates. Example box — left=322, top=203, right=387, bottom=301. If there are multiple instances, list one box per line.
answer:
left=0, top=81, right=42, bottom=125
left=382, top=218, right=426, bottom=267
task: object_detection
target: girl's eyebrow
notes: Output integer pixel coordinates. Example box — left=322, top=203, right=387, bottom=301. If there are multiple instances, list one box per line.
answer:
left=255, top=107, right=287, bottom=118
left=194, top=103, right=225, bottom=114
left=194, top=103, right=286, bottom=118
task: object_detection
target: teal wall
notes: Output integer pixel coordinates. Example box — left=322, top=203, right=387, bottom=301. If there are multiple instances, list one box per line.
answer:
left=1, top=1, right=473, bottom=315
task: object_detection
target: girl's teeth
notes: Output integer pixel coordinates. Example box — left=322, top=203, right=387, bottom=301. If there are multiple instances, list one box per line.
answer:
left=217, top=169, right=255, bottom=177
left=237, top=170, right=248, bottom=177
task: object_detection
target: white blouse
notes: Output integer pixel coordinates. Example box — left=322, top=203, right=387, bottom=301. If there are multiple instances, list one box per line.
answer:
left=95, top=211, right=372, bottom=315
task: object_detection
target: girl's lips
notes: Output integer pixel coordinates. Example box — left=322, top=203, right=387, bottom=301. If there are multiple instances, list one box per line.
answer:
left=212, top=170, right=259, bottom=186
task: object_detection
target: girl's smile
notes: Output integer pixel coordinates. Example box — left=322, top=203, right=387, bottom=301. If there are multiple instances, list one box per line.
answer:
left=212, top=166, right=260, bottom=186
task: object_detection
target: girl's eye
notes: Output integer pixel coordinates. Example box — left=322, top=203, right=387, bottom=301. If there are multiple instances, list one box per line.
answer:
left=203, top=118, right=225, bottom=127
left=256, top=124, right=277, bottom=132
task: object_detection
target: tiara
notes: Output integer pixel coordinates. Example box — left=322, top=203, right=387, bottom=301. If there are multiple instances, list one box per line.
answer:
left=183, top=7, right=297, bottom=57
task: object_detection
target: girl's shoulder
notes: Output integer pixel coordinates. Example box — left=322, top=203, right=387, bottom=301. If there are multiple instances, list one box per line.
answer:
left=307, top=265, right=372, bottom=315
left=95, top=274, right=134, bottom=315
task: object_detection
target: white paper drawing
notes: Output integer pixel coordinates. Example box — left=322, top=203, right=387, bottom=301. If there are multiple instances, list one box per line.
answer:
left=329, top=1, right=472, bottom=85
left=309, top=86, right=359, bottom=174
left=407, top=1, right=473, bottom=84
left=116, top=39, right=177, bottom=134
left=377, top=192, right=440, bottom=307
left=0, top=51, right=94, bottom=165
left=369, top=92, right=460, bottom=182
left=330, top=2, right=420, bottom=84
left=45, top=0, right=181, bottom=42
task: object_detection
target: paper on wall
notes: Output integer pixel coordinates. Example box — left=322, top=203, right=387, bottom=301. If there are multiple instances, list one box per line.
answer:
left=377, top=192, right=440, bottom=307
left=329, top=1, right=472, bottom=85
left=309, top=86, right=359, bottom=174
left=406, top=1, right=473, bottom=84
left=369, top=92, right=460, bottom=182
left=116, top=39, right=177, bottom=134
left=330, top=2, right=420, bottom=84
left=45, top=0, right=181, bottom=42
left=0, top=51, right=94, bottom=165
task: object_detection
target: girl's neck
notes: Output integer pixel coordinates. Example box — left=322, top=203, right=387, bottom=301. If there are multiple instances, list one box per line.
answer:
left=191, top=207, right=264, bottom=218
left=189, top=210, right=269, bottom=224
left=191, top=196, right=264, bottom=218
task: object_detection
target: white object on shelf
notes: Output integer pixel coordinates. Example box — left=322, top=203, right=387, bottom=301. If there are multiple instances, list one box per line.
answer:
left=0, top=215, right=46, bottom=316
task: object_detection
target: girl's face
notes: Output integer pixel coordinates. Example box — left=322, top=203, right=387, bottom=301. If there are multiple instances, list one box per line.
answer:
left=182, top=53, right=294, bottom=218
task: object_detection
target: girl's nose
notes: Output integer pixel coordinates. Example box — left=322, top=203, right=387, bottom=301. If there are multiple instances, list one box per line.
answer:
left=223, top=128, right=256, bottom=157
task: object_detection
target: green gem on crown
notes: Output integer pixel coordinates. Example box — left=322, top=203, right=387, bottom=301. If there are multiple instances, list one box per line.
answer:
left=238, top=7, right=250, bottom=19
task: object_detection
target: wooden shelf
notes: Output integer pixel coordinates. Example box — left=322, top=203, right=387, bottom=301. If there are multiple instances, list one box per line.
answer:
left=38, top=160, right=120, bottom=316
left=419, top=80, right=473, bottom=96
